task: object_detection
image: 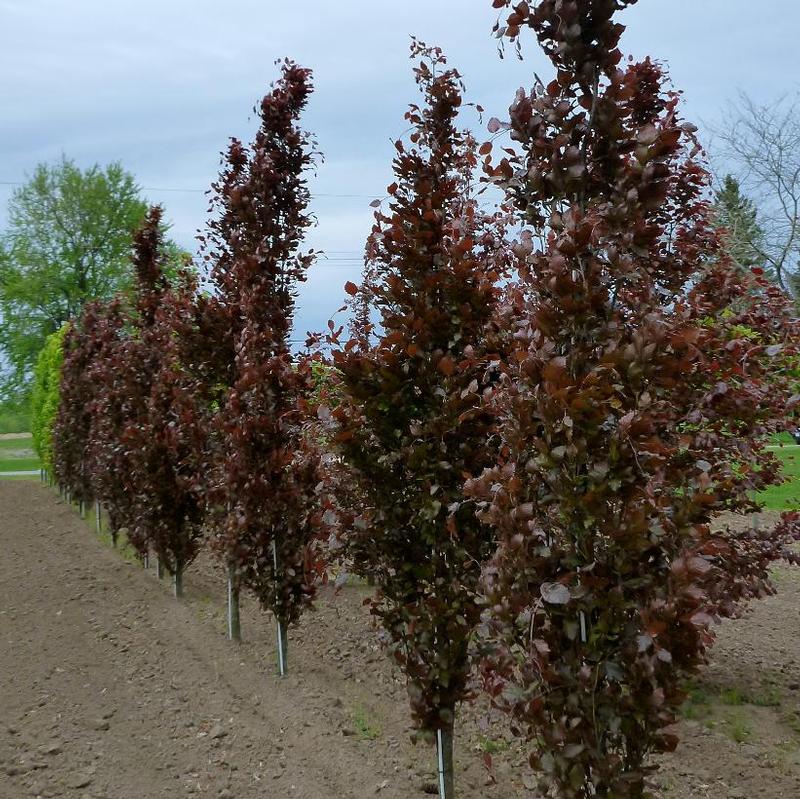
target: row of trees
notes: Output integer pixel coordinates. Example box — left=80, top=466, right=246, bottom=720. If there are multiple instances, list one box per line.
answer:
left=50, top=65, right=323, bottom=661
left=38, top=2, right=800, bottom=798
left=4, top=35, right=797, bottom=413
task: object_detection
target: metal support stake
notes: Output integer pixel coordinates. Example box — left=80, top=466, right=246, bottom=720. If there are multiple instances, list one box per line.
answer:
left=272, top=539, right=287, bottom=676
left=436, top=727, right=455, bottom=799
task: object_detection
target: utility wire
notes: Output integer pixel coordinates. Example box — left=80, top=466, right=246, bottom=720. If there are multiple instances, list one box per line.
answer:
left=0, top=180, right=380, bottom=200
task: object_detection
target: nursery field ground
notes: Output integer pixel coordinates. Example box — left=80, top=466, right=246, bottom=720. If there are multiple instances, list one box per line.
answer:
left=1, top=485, right=800, bottom=798
left=0, top=434, right=39, bottom=476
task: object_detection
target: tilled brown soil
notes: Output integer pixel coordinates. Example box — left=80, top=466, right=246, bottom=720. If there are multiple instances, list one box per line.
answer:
left=1, top=482, right=799, bottom=799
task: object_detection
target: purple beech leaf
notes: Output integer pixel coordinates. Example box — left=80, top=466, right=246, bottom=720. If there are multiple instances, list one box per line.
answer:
left=540, top=582, right=570, bottom=605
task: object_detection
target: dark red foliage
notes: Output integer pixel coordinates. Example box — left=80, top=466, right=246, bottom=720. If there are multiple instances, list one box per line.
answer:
left=108, top=207, right=176, bottom=558
left=84, top=297, right=132, bottom=541
left=492, top=0, right=639, bottom=67
left=53, top=304, right=105, bottom=507
left=203, top=61, right=323, bottom=628
left=466, top=2, right=800, bottom=797
left=56, top=205, right=172, bottom=514
left=127, top=264, right=208, bottom=586
left=330, top=42, right=512, bottom=736
left=85, top=206, right=206, bottom=573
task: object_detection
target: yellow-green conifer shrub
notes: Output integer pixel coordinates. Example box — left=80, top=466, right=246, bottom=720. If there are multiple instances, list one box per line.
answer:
left=30, top=324, right=67, bottom=476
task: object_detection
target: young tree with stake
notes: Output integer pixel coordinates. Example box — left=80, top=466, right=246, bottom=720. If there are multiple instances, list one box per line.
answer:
left=468, top=2, right=800, bottom=797
left=203, top=61, right=322, bottom=666
left=330, top=43, right=511, bottom=798
left=52, top=305, right=106, bottom=515
left=87, top=208, right=178, bottom=560
left=126, top=213, right=208, bottom=597
left=84, top=298, right=130, bottom=545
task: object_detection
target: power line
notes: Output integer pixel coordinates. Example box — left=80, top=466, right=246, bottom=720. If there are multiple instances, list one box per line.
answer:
left=0, top=180, right=381, bottom=200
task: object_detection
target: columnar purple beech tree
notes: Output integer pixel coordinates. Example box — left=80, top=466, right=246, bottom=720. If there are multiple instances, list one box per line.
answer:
left=465, top=2, right=800, bottom=797
left=203, top=61, right=322, bottom=666
left=86, top=207, right=182, bottom=563
left=126, top=210, right=207, bottom=596
left=114, top=206, right=174, bottom=560
left=53, top=303, right=107, bottom=514
left=85, top=297, right=128, bottom=545
left=330, top=43, right=511, bottom=798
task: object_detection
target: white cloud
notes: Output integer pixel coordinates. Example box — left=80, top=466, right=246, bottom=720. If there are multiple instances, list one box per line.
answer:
left=2, top=0, right=798, bottom=336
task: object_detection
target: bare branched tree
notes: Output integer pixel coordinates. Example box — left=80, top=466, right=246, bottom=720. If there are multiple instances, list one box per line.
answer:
left=712, top=92, right=800, bottom=297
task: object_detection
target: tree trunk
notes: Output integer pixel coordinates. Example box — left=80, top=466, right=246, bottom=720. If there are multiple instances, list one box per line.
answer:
left=143, top=551, right=149, bottom=570
left=111, top=527, right=118, bottom=548
left=174, top=564, right=184, bottom=598
left=95, top=501, right=101, bottom=535
left=156, top=557, right=164, bottom=580
left=227, top=561, right=241, bottom=642
left=436, top=722, right=455, bottom=799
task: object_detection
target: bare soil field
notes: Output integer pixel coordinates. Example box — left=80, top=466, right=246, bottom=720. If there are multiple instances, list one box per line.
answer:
left=1, top=482, right=799, bottom=798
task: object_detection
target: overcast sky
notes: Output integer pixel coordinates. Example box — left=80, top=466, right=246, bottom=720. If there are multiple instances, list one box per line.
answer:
left=2, top=0, right=798, bottom=338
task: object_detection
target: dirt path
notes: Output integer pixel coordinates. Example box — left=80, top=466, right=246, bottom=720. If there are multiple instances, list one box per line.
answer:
left=1, top=483, right=799, bottom=799
left=0, top=481, right=418, bottom=799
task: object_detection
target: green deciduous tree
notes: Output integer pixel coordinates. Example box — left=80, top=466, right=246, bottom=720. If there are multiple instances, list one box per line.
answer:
left=0, top=156, right=182, bottom=399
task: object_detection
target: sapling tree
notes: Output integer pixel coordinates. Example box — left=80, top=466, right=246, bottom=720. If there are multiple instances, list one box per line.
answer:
left=84, top=298, right=131, bottom=545
left=330, top=43, right=511, bottom=798
left=86, top=207, right=175, bottom=559
left=203, top=61, right=322, bottom=664
left=52, top=305, right=106, bottom=514
left=466, top=2, right=800, bottom=797
left=123, top=207, right=207, bottom=596
left=113, top=207, right=169, bottom=558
